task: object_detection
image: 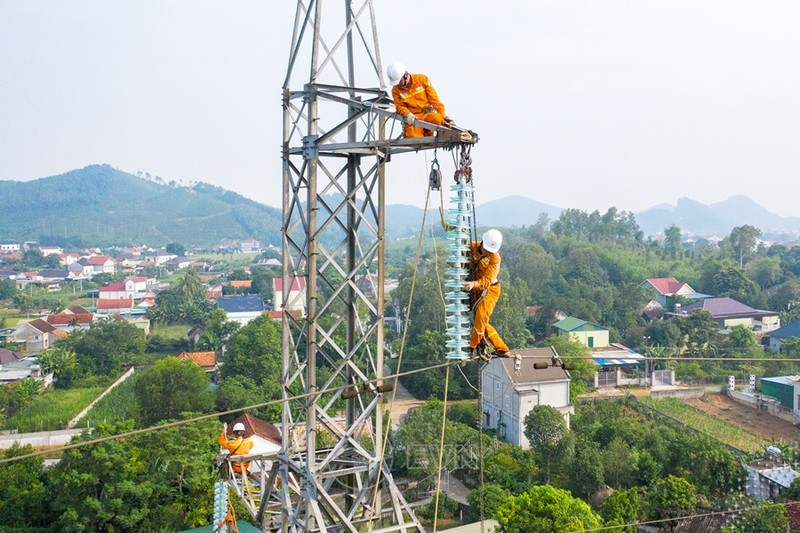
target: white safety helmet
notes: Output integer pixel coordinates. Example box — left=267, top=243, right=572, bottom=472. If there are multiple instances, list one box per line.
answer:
left=232, top=422, right=246, bottom=433
left=386, top=61, right=407, bottom=86
left=482, top=229, right=503, bottom=253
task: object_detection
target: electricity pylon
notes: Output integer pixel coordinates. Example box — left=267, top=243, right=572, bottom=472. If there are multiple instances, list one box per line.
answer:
left=253, top=1, right=454, bottom=531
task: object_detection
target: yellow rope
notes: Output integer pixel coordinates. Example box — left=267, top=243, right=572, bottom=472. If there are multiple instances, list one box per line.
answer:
left=366, top=183, right=432, bottom=531
left=431, top=364, right=451, bottom=533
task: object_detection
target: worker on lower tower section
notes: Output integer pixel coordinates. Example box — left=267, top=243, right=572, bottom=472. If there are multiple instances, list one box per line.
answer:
left=463, top=229, right=510, bottom=359
left=218, top=422, right=254, bottom=474
left=387, top=60, right=454, bottom=138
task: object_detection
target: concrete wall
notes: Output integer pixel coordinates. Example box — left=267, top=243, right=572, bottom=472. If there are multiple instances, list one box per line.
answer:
left=0, top=428, right=86, bottom=449
left=650, top=387, right=705, bottom=400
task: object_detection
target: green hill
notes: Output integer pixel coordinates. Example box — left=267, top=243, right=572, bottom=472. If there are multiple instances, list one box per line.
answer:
left=0, top=165, right=282, bottom=247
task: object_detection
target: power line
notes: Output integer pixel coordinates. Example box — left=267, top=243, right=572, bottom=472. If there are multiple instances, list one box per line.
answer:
left=0, top=360, right=456, bottom=466
left=572, top=500, right=797, bottom=533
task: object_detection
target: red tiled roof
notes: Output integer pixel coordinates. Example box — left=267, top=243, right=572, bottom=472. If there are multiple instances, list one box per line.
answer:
left=87, top=255, right=112, bottom=265
left=47, top=312, right=93, bottom=325
left=97, top=298, right=133, bottom=309
left=229, top=280, right=252, bottom=288
left=100, top=282, right=126, bottom=292
left=526, top=305, right=542, bottom=316
left=67, top=305, right=90, bottom=314
left=645, top=277, right=684, bottom=295
left=127, top=276, right=146, bottom=282
left=178, top=351, right=217, bottom=368
left=26, top=318, right=58, bottom=333
left=231, top=412, right=281, bottom=444
left=273, top=277, right=306, bottom=291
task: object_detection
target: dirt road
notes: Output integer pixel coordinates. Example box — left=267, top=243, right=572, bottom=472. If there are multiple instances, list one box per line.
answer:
left=683, top=393, right=800, bottom=445
left=385, top=365, right=423, bottom=428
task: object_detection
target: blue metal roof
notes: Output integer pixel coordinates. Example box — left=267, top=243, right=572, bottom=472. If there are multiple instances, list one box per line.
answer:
left=771, top=320, right=800, bottom=339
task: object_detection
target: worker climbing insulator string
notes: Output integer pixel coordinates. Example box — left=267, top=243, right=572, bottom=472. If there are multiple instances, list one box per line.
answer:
left=444, top=147, right=476, bottom=361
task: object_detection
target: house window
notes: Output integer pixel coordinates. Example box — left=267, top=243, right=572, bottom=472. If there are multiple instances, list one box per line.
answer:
left=484, top=411, right=490, bottom=426
left=588, top=336, right=594, bottom=348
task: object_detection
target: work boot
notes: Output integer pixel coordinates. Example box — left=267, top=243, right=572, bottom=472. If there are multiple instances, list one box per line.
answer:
left=494, top=350, right=512, bottom=358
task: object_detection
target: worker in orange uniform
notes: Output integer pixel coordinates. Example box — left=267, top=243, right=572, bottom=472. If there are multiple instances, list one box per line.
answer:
left=387, top=60, right=454, bottom=138
left=463, top=229, right=510, bottom=360
left=218, top=422, right=254, bottom=474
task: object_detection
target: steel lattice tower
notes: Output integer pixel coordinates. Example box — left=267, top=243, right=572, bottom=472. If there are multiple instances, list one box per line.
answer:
left=253, top=1, right=459, bottom=531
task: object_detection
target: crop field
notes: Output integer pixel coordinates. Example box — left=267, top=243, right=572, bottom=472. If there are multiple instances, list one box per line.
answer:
left=78, top=377, right=137, bottom=427
left=638, top=397, right=769, bottom=453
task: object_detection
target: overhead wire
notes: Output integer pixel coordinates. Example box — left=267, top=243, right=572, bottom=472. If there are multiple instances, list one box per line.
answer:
left=570, top=501, right=796, bottom=533
left=0, top=360, right=456, bottom=466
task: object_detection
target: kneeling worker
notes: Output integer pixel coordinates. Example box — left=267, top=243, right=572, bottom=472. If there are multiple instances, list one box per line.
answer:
left=463, top=229, right=510, bottom=359
left=387, top=60, right=454, bottom=138
left=219, top=422, right=254, bottom=474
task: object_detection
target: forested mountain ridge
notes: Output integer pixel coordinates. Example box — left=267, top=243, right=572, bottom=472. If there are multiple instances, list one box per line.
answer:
left=0, top=165, right=282, bottom=247
left=2, top=165, right=798, bottom=247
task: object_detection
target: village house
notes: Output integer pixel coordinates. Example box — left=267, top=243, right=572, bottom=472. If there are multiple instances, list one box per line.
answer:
left=0, top=269, right=19, bottom=280
left=178, top=351, right=219, bottom=383
left=272, top=277, right=307, bottom=315
left=143, top=249, right=177, bottom=265
left=57, top=252, right=81, bottom=266
left=767, top=320, right=800, bottom=353
left=37, top=245, right=63, bottom=256
left=552, top=316, right=655, bottom=388
left=162, top=257, right=192, bottom=271
left=481, top=347, right=573, bottom=449
left=0, top=349, right=53, bottom=387
left=216, top=295, right=266, bottom=325
left=240, top=239, right=261, bottom=253
left=46, top=311, right=94, bottom=333
left=676, top=296, right=780, bottom=332
left=95, top=298, right=134, bottom=317
left=11, top=319, right=68, bottom=352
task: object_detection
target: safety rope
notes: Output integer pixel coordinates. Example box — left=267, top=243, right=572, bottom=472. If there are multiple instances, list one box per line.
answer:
left=365, top=179, right=432, bottom=532
left=431, top=364, right=451, bottom=533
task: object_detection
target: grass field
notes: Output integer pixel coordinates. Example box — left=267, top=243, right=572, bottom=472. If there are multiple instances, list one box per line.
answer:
left=149, top=323, right=191, bottom=340
left=3, top=387, right=104, bottom=433
left=638, top=397, right=768, bottom=452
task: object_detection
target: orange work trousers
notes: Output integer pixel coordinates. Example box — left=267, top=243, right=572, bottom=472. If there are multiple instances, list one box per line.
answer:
left=469, top=284, right=509, bottom=352
left=404, top=112, right=445, bottom=138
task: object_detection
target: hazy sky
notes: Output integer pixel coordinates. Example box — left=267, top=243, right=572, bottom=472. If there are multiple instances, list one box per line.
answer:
left=2, top=1, right=800, bottom=217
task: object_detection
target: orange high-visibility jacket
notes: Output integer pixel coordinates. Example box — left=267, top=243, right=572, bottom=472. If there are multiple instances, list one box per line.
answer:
left=392, top=73, right=445, bottom=117
left=219, top=431, right=254, bottom=472
left=467, top=242, right=500, bottom=290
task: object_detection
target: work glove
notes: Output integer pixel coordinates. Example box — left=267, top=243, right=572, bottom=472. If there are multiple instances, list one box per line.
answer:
left=406, top=113, right=417, bottom=125
left=463, top=281, right=476, bottom=291
left=444, top=115, right=454, bottom=125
